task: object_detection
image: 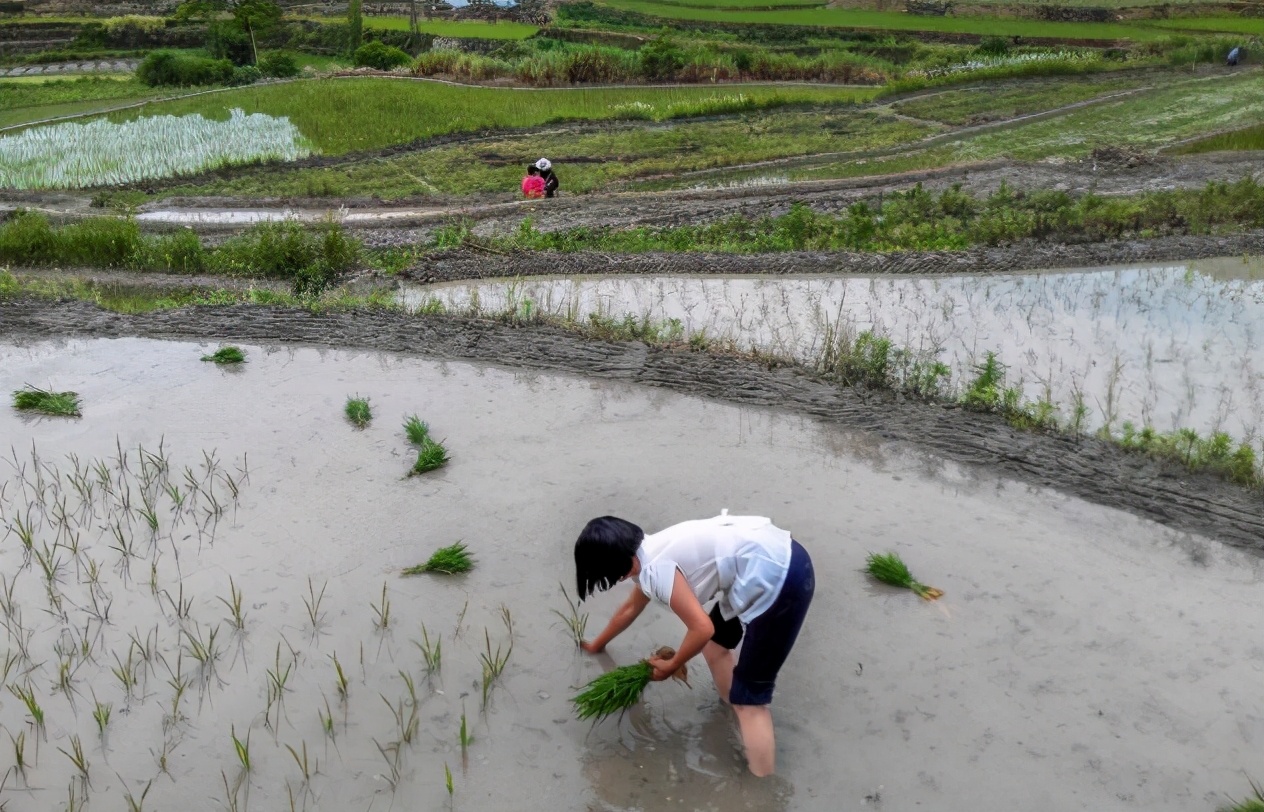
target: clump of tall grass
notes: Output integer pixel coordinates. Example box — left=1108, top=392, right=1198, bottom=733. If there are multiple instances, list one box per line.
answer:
left=201, top=346, right=246, bottom=364
left=12, top=385, right=81, bottom=417
left=403, top=541, right=473, bottom=575
left=345, top=396, right=372, bottom=428
left=0, top=212, right=360, bottom=293
left=865, top=552, right=943, bottom=600
left=1118, top=423, right=1260, bottom=487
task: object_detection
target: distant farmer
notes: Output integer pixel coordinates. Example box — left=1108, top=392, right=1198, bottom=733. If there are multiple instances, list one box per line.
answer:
left=574, top=511, right=815, bottom=777
left=1227, top=46, right=1242, bottom=66
left=522, top=164, right=545, bottom=199
left=535, top=158, right=559, bottom=198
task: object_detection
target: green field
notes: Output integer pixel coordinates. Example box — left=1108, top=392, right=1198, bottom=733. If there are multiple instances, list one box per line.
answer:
left=594, top=0, right=1169, bottom=40
left=1146, top=16, right=1264, bottom=35
left=0, top=76, right=166, bottom=130
left=1174, top=122, right=1264, bottom=153
left=308, top=15, right=539, bottom=39
left=639, top=0, right=827, bottom=7
left=106, top=77, right=879, bottom=154
left=890, top=73, right=1156, bottom=125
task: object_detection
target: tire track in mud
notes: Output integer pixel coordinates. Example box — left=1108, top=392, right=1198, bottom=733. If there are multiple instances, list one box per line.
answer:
left=4, top=298, right=1262, bottom=552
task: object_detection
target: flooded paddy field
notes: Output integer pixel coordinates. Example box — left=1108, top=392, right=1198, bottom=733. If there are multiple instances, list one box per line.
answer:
left=403, top=257, right=1264, bottom=439
left=1, top=337, right=1261, bottom=811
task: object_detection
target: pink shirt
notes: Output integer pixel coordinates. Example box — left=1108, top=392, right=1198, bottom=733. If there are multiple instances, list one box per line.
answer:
left=522, top=175, right=545, bottom=198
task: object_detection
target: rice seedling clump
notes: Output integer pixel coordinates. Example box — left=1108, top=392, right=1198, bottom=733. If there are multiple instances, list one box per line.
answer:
left=345, top=396, right=372, bottom=428
left=572, top=661, right=654, bottom=722
left=402, top=414, right=451, bottom=475
left=403, top=541, right=473, bottom=575
left=865, top=551, right=944, bottom=600
left=12, top=385, right=81, bottom=417
left=201, top=346, right=246, bottom=364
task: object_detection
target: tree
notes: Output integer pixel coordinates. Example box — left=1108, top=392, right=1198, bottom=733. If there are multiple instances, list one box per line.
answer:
left=347, top=0, right=363, bottom=55
left=231, top=0, right=282, bottom=64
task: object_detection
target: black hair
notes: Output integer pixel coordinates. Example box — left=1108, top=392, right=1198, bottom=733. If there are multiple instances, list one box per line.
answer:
left=574, top=516, right=644, bottom=601
left=526, top=164, right=539, bottom=175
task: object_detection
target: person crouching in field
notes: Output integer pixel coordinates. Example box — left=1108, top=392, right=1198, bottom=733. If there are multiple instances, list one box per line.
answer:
left=535, top=158, right=559, bottom=197
left=574, top=512, right=815, bottom=777
left=522, top=164, right=545, bottom=199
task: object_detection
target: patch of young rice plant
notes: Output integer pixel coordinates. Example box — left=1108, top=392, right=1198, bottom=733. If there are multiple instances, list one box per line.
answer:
left=410, top=438, right=450, bottom=475
left=403, top=541, right=473, bottom=575
left=403, top=415, right=430, bottom=446
left=0, top=109, right=311, bottom=190
left=12, top=385, right=81, bottom=417
left=345, top=396, right=372, bottom=428
left=865, top=551, right=944, bottom=600
left=572, top=661, right=655, bottom=722
left=201, top=346, right=246, bottom=364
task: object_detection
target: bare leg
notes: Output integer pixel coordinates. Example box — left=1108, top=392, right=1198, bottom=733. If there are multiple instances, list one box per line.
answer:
left=703, top=641, right=734, bottom=703
left=732, top=704, right=776, bottom=777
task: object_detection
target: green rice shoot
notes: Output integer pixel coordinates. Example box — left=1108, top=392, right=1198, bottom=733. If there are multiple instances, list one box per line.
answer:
left=572, top=661, right=653, bottom=722
left=865, top=551, right=944, bottom=600
left=410, top=438, right=450, bottom=476
left=201, top=346, right=246, bottom=364
left=345, top=396, right=372, bottom=428
left=403, top=541, right=473, bottom=575
left=403, top=414, right=450, bottom=474
left=12, top=385, right=81, bottom=417
left=1219, top=777, right=1264, bottom=812
left=403, top=414, right=430, bottom=446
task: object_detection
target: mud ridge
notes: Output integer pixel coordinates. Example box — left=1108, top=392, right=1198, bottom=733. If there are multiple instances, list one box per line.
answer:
left=4, top=298, right=1261, bottom=551
left=408, top=231, right=1264, bottom=282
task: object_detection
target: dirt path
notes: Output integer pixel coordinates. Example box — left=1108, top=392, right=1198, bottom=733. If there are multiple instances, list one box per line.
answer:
left=4, top=297, right=1261, bottom=552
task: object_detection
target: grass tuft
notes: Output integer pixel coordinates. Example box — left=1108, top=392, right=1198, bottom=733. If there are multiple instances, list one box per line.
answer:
left=403, top=415, right=430, bottom=446
left=865, top=552, right=944, bottom=600
left=345, top=396, right=372, bottom=428
left=1219, top=776, right=1264, bottom=812
left=403, top=541, right=473, bottom=575
left=12, top=385, right=81, bottom=417
left=572, top=661, right=654, bottom=722
left=201, top=346, right=246, bottom=364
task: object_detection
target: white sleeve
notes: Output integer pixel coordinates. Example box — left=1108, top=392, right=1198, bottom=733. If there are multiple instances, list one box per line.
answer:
left=638, top=560, right=676, bottom=606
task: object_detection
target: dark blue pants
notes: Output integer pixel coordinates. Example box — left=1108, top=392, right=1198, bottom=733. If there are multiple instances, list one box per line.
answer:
left=709, top=540, right=815, bottom=705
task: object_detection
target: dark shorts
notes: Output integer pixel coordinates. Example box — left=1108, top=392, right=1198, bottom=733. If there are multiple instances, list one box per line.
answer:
left=708, top=539, right=814, bottom=706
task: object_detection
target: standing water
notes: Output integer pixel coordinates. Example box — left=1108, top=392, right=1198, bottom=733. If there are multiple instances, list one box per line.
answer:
left=0, top=337, right=1260, bottom=811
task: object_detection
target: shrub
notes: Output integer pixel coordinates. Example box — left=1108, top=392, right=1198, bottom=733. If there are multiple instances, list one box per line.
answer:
left=354, top=40, right=411, bottom=71
left=976, top=36, right=1010, bottom=57
left=136, top=50, right=234, bottom=87
left=258, top=51, right=299, bottom=78
left=230, top=65, right=263, bottom=85
left=639, top=35, right=685, bottom=81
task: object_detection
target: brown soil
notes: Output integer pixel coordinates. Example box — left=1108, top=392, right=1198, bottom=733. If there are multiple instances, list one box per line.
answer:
left=4, top=297, right=1262, bottom=552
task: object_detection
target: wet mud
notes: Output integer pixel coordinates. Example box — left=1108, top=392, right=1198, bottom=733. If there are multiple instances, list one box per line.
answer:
left=407, top=231, right=1264, bottom=284
left=1, top=336, right=1261, bottom=812
left=3, top=298, right=1263, bottom=552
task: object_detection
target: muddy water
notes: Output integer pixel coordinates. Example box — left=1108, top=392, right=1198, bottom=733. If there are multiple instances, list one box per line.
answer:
left=1, top=338, right=1262, bottom=812
left=402, top=256, right=1264, bottom=439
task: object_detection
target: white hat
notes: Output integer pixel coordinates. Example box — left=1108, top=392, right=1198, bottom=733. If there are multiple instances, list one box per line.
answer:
left=535, top=158, right=551, bottom=171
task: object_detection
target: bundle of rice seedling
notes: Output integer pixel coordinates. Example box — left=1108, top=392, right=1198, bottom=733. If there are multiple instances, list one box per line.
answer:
left=572, top=647, right=685, bottom=722
left=403, top=414, right=450, bottom=475
left=201, top=346, right=246, bottom=364
left=12, top=386, right=81, bottom=417
left=866, top=551, right=943, bottom=600
left=403, top=541, right=473, bottom=575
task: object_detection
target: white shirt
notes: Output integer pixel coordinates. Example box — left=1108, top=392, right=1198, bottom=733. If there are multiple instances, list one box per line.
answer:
left=636, top=511, right=792, bottom=625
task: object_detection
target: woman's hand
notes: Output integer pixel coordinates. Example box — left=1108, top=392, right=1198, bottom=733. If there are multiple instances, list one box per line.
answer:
left=648, top=655, right=678, bottom=681
left=580, top=640, right=605, bottom=654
